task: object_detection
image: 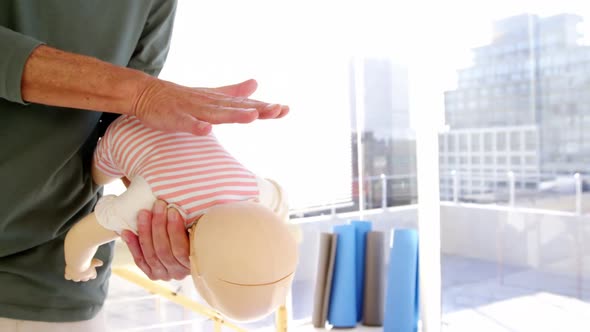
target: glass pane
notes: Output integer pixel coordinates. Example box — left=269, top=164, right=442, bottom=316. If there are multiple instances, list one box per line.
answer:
left=438, top=7, right=590, bottom=331
left=350, top=58, right=417, bottom=212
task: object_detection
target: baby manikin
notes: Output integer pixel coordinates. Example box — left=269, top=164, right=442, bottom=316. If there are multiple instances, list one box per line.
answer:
left=64, top=115, right=300, bottom=322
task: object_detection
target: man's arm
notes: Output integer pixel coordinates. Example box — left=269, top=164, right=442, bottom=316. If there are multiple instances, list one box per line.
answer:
left=0, top=26, right=41, bottom=104
left=21, top=45, right=150, bottom=118
left=0, top=28, right=287, bottom=136
left=20, top=45, right=288, bottom=135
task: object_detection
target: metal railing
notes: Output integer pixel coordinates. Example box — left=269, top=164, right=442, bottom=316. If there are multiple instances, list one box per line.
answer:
left=291, top=170, right=589, bottom=217
left=289, top=173, right=418, bottom=217
left=441, top=170, right=586, bottom=215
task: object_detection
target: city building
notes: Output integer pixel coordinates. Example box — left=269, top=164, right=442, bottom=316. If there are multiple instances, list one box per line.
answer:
left=441, top=13, right=590, bottom=201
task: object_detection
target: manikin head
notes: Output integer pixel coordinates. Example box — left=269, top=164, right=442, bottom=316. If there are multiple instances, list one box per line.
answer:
left=188, top=200, right=299, bottom=322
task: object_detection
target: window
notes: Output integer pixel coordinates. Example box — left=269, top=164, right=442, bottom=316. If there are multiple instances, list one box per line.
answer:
left=448, top=135, right=456, bottom=151
left=525, top=131, right=537, bottom=150
left=511, top=156, right=521, bottom=165
left=471, top=133, right=481, bottom=151
left=497, top=132, right=507, bottom=150
left=484, top=132, right=494, bottom=150
left=525, top=155, right=535, bottom=163
left=159, top=1, right=354, bottom=211
left=434, top=8, right=590, bottom=329
left=510, top=132, right=521, bottom=151
left=459, top=134, right=468, bottom=151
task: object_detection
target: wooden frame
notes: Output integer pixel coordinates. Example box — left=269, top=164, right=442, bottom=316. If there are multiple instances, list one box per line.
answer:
left=111, top=267, right=288, bottom=332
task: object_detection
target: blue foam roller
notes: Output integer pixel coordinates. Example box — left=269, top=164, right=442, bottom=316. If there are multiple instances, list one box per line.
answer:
left=384, top=229, right=419, bottom=332
left=327, top=224, right=357, bottom=328
left=351, top=220, right=372, bottom=322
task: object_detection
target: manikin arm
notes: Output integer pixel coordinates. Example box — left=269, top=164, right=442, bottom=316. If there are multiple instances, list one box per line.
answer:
left=64, top=163, right=120, bottom=282
left=64, top=212, right=119, bottom=282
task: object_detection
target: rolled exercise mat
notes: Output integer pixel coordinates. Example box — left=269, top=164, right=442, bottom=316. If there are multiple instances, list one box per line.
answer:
left=311, top=233, right=338, bottom=328
left=383, top=229, right=419, bottom=332
left=362, top=231, right=386, bottom=326
left=327, top=224, right=357, bottom=328
left=351, top=220, right=372, bottom=322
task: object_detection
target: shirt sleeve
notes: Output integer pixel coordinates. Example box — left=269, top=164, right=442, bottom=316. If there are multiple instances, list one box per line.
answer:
left=127, top=0, right=177, bottom=77
left=93, top=129, right=124, bottom=178
left=0, top=26, right=44, bottom=104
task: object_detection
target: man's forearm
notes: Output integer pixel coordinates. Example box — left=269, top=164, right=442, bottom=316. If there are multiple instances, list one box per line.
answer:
left=21, top=45, right=153, bottom=115
left=19, top=44, right=288, bottom=136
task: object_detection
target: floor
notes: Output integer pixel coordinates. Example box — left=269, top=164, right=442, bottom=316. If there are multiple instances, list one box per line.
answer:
left=103, top=254, right=590, bottom=331
left=440, top=255, right=590, bottom=332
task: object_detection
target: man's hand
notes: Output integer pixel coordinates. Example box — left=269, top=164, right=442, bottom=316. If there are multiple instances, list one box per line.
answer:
left=121, top=200, right=191, bottom=281
left=132, top=78, right=289, bottom=136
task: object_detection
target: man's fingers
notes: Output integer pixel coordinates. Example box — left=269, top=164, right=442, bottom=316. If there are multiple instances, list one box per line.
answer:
left=148, top=201, right=173, bottom=280
left=152, top=202, right=182, bottom=276
left=121, top=230, right=153, bottom=278
left=191, top=106, right=259, bottom=125
left=137, top=208, right=169, bottom=280
left=193, top=88, right=281, bottom=115
left=276, top=105, right=290, bottom=118
left=257, top=104, right=283, bottom=119
left=125, top=206, right=191, bottom=281
left=169, top=113, right=212, bottom=136
left=212, top=79, right=258, bottom=97
left=157, top=208, right=190, bottom=280
left=206, top=96, right=281, bottom=114
left=187, top=120, right=212, bottom=136
left=167, top=208, right=191, bottom=270
left=148, top=202, right=190, bottom=281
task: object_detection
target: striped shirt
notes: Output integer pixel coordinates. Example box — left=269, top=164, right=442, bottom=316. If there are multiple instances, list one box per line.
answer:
left=94, top=115, right=259, bottom=223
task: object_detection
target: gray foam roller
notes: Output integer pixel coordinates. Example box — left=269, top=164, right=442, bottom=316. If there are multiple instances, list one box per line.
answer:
left=362, top=231, right=386, bottom=326
left=311, top=233, right=338, bottom=328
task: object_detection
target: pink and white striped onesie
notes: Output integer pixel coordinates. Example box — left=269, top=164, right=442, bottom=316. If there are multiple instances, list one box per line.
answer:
left=93, top=115, right=286, bottom=233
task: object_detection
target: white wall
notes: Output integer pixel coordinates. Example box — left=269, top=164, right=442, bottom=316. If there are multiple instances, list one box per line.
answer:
left=293, top=202, right=589, bottom=283
left=440, top=203, right=589, bottom=276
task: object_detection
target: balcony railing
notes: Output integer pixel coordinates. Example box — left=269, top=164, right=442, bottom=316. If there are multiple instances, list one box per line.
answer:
left=291, top=170, right=589, bottom=218
left=441, top=170, right=587, bottom=215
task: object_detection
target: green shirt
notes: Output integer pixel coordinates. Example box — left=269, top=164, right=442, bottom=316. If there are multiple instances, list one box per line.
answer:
left=0, top=0, right=176, bottom=322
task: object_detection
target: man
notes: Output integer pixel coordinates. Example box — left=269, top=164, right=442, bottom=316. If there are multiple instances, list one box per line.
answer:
left=0, top=1, right=288, bottom=330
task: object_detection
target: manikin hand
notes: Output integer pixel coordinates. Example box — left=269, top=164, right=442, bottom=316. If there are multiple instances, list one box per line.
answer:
left=133, top=78, right=289, bottom=136
left=65, top=258, right=104, bottom=282
left=121, top=201, right=190, bottom=281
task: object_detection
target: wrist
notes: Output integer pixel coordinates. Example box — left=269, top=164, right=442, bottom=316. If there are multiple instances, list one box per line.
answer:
left=115, top=68, right=155, bottom=116
left=129, top=74, right=165, bottom=118
left=21, top=45, right=157, bottom=116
